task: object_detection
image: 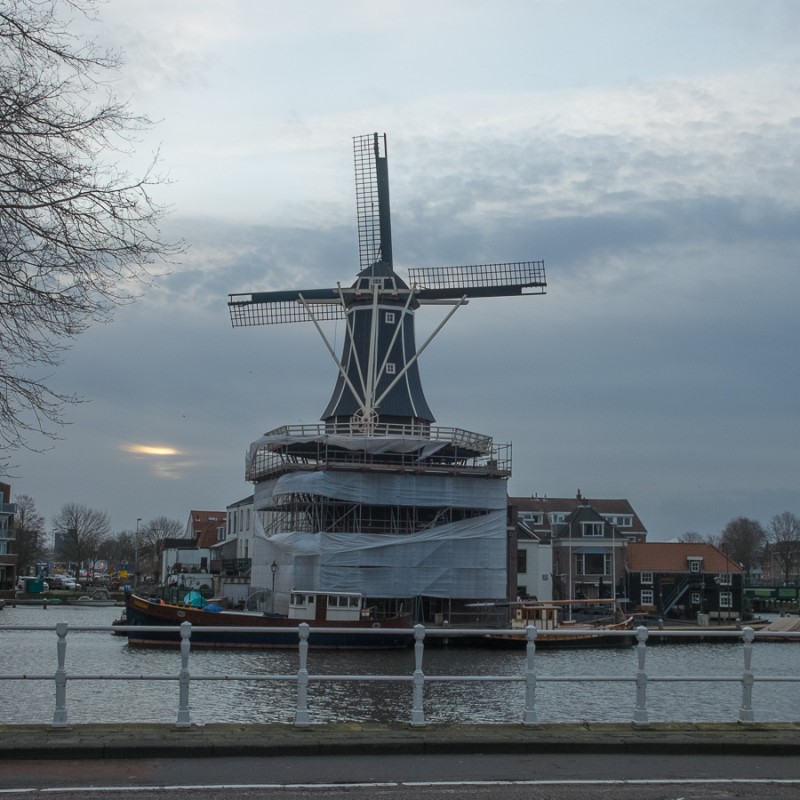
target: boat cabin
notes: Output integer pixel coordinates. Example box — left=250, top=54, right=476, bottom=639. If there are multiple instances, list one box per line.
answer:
left=511, top=603, right=566, bottom=630
left=510, top=598, right=626, bottom=630
left=288, top=591, right=365, bottom=622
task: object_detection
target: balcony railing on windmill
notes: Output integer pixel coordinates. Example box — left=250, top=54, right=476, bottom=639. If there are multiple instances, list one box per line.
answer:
left=266, top=422, right=495, bottom=451
left=246, top=431, right=510, bottom=481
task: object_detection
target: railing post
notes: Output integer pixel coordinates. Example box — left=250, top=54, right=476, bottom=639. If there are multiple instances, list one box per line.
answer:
left=738, top=626, right=755, bottom=723
left=52, top=622, right=69, bottom=727
left=523, top=624, right=537, bottom=725
left=410, top=624, right=426, bottom=727
left=176, top=621, right=192, bottom=727
left=633, top=625, right=649, bottom=724
left=295, top=623, right=310, bottom=726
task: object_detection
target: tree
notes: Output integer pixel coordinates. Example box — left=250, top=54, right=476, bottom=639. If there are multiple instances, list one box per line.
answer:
left=12, top=494, right=46, bottom=574
left=97, top=528, right=134, bottom=573
left=678, top=531, right=706, bottom=544
left=52, top=502, right=110, bottom=570
left=0, top=0, right=180, bottom=468
left=135, top=516, right=183, bottom=582
left=720, top=517, right=767, bottom=578
left=767, top=512, right=800, bottom=584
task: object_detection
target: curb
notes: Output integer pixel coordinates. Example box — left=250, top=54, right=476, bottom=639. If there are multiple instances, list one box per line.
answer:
left=2, top=722, right=800, bottom=760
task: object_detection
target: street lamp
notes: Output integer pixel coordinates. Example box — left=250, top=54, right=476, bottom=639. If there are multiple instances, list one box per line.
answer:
left=271, top=561, right=278, bottom=614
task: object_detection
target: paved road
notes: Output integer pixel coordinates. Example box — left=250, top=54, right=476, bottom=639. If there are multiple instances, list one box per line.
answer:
left=3, top=752, right=800, bottom=799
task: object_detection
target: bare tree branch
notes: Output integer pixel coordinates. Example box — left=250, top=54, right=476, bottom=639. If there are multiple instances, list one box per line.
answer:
left=0, top=0, right=182, bottom=471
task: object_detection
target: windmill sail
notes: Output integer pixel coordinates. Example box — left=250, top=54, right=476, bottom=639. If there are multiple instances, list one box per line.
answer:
left=228, top=133, right=546, bottom=431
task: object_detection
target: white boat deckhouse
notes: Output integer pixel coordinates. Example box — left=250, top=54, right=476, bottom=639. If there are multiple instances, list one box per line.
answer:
left=228, top=133, right=546, bottom=623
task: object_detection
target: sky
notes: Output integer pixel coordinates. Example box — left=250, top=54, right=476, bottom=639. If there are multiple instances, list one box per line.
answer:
left=7, top=0, right=800, bottom=541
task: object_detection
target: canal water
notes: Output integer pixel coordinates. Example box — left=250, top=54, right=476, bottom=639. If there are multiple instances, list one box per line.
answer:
left=2, top=605, right=799, bottom=726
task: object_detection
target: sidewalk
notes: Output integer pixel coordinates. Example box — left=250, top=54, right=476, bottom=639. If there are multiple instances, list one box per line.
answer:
left=2, top=721, right=800, bottom=760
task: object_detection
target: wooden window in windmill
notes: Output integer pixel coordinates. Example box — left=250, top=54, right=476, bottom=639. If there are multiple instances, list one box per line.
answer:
left=385, top=312, right=395, bottom=324
left=386, top=363, right=396, bottom=374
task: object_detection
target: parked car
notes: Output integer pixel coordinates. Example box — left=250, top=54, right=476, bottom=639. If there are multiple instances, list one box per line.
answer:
left=45, top=575, right=80, bottom=590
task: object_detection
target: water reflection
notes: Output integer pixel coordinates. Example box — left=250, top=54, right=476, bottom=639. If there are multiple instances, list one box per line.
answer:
left=1, top=605, right=799, bottom=725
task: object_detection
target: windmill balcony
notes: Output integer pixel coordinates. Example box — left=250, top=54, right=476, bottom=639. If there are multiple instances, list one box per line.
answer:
left=246, top=423, right=511, bottom=482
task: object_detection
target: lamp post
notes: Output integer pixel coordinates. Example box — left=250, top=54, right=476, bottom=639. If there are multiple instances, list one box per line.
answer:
left=271, top=560, right=278, bottom=614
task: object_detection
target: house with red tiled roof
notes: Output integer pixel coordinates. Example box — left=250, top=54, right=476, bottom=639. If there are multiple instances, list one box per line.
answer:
left=185, top=510, right=227, bottom=549
left=626, top=542, right=744, bottom=622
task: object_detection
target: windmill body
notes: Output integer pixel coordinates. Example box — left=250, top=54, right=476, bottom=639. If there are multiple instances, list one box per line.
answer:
left=229, top=134, right=546, bottom=623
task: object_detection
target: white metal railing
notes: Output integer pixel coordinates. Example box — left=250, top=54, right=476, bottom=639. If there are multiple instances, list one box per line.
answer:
left=2, top=623, right=800, bottom=729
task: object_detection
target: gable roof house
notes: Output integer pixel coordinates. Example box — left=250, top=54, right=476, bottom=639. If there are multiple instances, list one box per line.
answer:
left=627, top=542, right=744, bottom=622
left=508, top=492, right=647, bottom=603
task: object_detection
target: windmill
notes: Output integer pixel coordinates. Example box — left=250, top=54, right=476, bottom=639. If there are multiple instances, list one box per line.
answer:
left=228, top=133, right=546, bottom=435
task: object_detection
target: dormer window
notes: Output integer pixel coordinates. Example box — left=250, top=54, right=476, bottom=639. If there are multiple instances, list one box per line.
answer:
left=581, top=522, right=604, bottom=537
left=688, top=557, right=703, bottom=573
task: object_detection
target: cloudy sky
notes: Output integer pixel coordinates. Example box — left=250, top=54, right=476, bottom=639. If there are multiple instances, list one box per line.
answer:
left=9, top=0, right=800, bottom=541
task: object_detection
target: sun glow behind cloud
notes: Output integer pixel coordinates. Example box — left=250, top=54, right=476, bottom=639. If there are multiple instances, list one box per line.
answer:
left=123, top=444, right=181, bottom=456
left=121, top=444, right=197, bottom=480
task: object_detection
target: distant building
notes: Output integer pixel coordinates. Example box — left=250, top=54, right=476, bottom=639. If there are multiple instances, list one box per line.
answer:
left=0, top=482, right=17, bottom=590
left=159, top=510, right=226, bottom=592
left=626, top=542, right=744, bottom=621
left=508, top=491, right=647, bottom=602
left=209, top=496, right=255, bottom=607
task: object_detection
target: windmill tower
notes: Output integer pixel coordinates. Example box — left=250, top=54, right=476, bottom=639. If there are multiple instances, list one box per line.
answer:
left=229, top=133, right=546, bottom=622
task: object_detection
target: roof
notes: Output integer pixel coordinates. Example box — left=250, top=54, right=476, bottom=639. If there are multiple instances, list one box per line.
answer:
left=509, top=494, right=647, bottom=536
left=627, top=542, right=743, bottom=573
left=186, top=510, right=226, bottom=549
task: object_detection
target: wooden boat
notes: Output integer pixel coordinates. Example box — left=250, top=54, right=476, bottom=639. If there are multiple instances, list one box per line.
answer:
left=120, top=590, right=413, bottom=649
left=506, top=598, right=635, bottom=649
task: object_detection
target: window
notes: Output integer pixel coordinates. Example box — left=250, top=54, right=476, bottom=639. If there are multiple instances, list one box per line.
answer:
left=517, top=549, right=528, bottom=574
left=716, top=573, right=731, bottom=586
left=640, top=589, right=654, bottom=606
left=641, top=572, right=653, bottom=585
left=385, top=311, right=395, bottom=324
left=581, top=522, right=604, bottom=537
left=691, top=592, right=701, bottom=605
left=386, top=363, right=396, bottom=375
left=720, top=591, right=733, bottom=608
left=577, top=553, right=611, bottom=575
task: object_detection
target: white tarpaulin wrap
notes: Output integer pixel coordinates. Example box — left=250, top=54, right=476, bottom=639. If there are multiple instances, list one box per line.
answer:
left=270, top=471, right=507, bottom=509
left=248, top=433, right=451, bottom=464
left=256, top=511, right=506, bottom=599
